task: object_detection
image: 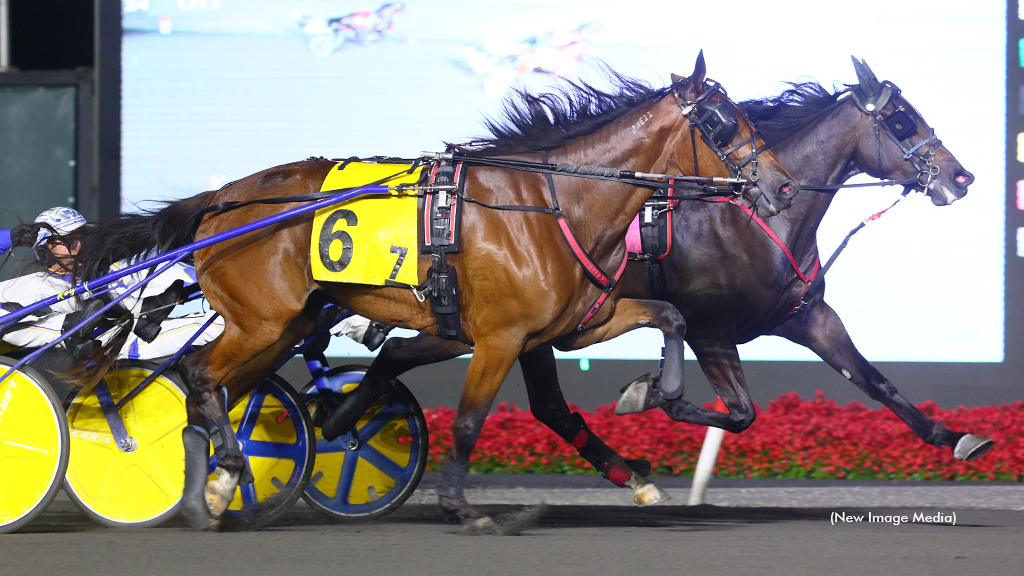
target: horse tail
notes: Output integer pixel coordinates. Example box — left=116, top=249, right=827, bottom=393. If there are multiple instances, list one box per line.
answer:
left=71, top=190, right=217, bottom=282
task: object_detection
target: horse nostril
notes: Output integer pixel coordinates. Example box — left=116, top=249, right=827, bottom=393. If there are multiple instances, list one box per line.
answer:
left=955, top=172, right=971, bottom=186
left=778, top=182, right=794, bottom=197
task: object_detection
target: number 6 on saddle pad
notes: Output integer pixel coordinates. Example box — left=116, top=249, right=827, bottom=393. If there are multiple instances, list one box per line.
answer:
left=310, top=161, right=421, bottom=287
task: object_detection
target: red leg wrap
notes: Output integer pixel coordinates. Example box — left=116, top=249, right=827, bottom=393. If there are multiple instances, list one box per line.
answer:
left=570, top=430, right=589, bottom=450
left=606, top=462, right=632, bottom=487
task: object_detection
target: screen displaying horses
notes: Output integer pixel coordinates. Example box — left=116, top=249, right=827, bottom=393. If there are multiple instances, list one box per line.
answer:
left=120, top=0, right=1005, bottom=363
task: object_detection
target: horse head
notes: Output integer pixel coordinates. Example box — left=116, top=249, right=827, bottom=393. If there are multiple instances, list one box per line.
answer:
left=669, top=51, right=798, bottom=216
left=849, top=57, right=974, bottom=206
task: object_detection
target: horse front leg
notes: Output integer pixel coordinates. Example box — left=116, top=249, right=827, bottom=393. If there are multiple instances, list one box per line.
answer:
left=583, top=299, right=757, bottom=432
left=520, top=344, right=668, bottom=505
left=435, top=334, right=522, bottom=532
left=772, top=300, right=993, bottom=461
left=658, top=340, right=758, bottom=432
left=562, top=298, right=687, bottom=408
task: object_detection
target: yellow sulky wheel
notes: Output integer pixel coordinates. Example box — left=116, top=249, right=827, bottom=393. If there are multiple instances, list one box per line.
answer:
left=64, top=362, right=187, bottom=528
left=0, top=357, right=69, bottom=534
left=301, top=365, right=428, bottom=521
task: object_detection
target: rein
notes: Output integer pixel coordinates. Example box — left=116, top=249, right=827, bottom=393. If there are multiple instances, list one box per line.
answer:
left=793, top=188, right=909, bottom=313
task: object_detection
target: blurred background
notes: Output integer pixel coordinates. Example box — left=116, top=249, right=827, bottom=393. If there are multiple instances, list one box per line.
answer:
left=0, top=0, right=1018, bottom=411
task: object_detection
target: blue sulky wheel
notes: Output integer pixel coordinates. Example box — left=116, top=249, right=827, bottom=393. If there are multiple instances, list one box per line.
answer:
left=300, top=365, right=428, bottom=521
left=211, top=375, right=316, bottom=524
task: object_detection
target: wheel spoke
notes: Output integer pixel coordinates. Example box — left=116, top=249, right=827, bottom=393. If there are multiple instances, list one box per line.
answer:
left=235, top=392, right=265, bottom=441
left=351, top=443, right=407, bottom=479
left=355, top=402, right=409, bottom=440
left=332, top=449, right=360, bottom=505
left=314, top=436, right=349, bottom=454
left=94, top=455, right=134, bottom=504
left=242, top=439, right=304, bottom=461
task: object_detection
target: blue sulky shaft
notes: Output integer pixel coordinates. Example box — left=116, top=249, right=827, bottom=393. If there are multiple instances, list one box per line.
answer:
left=0, top=252, right=189, bottom=385
left=0, top=185, right=391, bottom=383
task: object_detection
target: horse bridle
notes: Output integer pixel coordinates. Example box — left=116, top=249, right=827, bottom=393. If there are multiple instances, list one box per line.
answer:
left=849, top=80, right=943, bottom=193
left=672, top=79, right=762, bottom=187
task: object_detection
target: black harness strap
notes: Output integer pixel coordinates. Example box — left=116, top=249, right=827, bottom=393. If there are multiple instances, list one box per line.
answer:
left=629, top=182, right=676, bottom=301
left=423, top=158, right=472, bottom=346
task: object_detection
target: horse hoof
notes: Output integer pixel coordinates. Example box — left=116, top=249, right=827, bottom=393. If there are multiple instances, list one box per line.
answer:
left=615, top=374, right=664, bottom=415
left=205, top=467, right=238, bottom=519
left=460, top=516, right=498, bottom=535
left=625, top=472, right=670, bottom=506
left=953, top=434, right=995, bottom=461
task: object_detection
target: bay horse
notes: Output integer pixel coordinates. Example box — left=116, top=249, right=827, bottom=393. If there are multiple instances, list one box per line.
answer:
left=611, top=58, right=990, bottom=462
left=71, top=52, right=797, bottom=530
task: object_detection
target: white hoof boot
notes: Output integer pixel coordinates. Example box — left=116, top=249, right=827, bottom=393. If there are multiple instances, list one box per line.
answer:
left=205, top=466, right=238, bottom=523
left=626, top=472, right=670, bottom=506
left=953, top=434, right=994, bottom=461
left=615, top=374, right=665, bottom=415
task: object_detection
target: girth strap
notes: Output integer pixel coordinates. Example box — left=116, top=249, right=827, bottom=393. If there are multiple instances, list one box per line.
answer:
left=424, top=159, right=472, bottom=345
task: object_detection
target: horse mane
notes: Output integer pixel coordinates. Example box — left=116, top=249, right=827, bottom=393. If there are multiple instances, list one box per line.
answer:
left=738, top=82, right=845, bottom=147
left=453, top=69, right=673, bottom=157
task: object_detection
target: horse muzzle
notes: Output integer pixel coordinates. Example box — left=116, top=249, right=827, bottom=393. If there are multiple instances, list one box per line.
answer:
left=926, top=168, right=973, bottom=206
left=748, top=178, right=798, bottom=216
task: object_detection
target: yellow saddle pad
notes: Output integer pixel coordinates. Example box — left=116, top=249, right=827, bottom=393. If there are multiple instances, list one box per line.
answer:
left=310, top=162, right=422, bottom=286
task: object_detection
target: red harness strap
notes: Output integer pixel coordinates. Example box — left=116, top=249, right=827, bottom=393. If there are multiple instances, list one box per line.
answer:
left=539, top=151, right=629, bottom=331
left=575, top=252, right=629, bottom=330
left=709, top=197, right=820, bottom=315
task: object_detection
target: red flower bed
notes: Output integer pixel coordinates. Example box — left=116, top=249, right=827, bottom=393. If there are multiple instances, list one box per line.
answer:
left=423, top=391, right=1024, bottom=481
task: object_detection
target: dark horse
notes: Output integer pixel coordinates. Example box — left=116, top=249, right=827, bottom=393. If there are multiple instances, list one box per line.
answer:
left=70, top=53, right=797, bottom=530
left=612, top=58, right=990, bottom=462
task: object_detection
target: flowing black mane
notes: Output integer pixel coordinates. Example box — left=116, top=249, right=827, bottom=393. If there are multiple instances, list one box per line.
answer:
left=454, top=70, right=673, bottom=157
left=739, top=82, right=845, bottom=147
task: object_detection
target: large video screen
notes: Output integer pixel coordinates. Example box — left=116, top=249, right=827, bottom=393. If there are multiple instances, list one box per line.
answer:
left=122, top=0, right=1005, bottom=361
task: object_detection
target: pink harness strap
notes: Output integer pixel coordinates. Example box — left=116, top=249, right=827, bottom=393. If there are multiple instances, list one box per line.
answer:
left=626, top=216, right=642, bottom=254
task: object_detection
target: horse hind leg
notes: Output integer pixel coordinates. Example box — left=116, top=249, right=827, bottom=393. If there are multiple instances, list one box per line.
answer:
left=177, top=312, right=317, bottom=530
left=520, top=344, right=668, bottom=506
left=177, top=341, right=245, bottom=530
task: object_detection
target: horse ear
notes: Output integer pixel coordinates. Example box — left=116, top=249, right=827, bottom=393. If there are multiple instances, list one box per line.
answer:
left=691, top=49, right=707, bottom=85
left=674, top=50, right=707, bottom=101
left=850, top=56, right=880, bottom=96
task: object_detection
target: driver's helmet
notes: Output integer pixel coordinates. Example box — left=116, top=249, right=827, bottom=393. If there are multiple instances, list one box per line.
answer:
left=34, top=207, right=86, bottom=247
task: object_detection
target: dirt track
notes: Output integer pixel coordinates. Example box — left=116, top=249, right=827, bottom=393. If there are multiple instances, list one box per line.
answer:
left=6, top=488, right=1022, bottom=576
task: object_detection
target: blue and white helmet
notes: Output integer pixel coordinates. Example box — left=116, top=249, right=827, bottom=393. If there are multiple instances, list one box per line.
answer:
left=34, top=207, right=86, bottom=246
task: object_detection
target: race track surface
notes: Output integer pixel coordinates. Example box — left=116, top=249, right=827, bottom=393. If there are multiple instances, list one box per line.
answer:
left=5, top=476, right=1022, bottom=576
